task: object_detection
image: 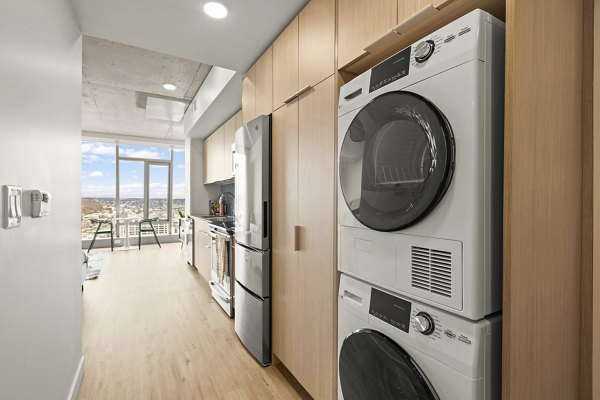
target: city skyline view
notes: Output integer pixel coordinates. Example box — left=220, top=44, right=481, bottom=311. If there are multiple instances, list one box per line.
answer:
left=81, top=141, right=186, bottom=238
left=81, top=141, right=185, bottom=199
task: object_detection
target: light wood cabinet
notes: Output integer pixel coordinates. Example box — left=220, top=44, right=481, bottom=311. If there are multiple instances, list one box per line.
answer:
left=273, top=0, right=336, bottom=111
left=272, top=98, right=299, bottom=371
left=204, top=112, right=238, bottom=184
left=272, top=76, right=336, bottom=400
left=223, top=117, right=235, bottom=179
left=337, top=0, right=397, bottom=68
left=234, top=110, right=243, bottom=132
left=242, top=65, right=256, bottom=124
left=243, top=48, right=273, bottom=124
left=193, top=218, right=212, bottom=283
left=398, top=0, right=433, bottom=23
left=255, top=47, right=273, bottom=117
left=273, top=17, right=299, bottom=110
left=298, top=0, right=336, bottom=88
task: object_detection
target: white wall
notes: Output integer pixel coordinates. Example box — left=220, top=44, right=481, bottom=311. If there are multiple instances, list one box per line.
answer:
left=0, top=1, right=84, bottom=399
left=185, top=137, right=220, bottom=216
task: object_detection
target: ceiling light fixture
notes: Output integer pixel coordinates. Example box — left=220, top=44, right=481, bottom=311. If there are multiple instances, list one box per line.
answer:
left=162, top=83, right=177, bottom=91
left=204, top=2, right=228, bottom=19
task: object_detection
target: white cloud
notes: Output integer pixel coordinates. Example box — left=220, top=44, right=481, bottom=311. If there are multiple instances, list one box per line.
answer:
left=120, top=148, right=163, bottom=159
left=82, top=143, right=115, bottom=156
left=82, top=154, right=99, bottom=164
left=173, top=148, right=184, bottom=153
left=89, top=171, right=103, bottom=177
left=177, top=164, right=185, bottom=169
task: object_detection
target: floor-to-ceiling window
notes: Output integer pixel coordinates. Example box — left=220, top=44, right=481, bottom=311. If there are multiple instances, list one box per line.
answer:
left=81, top=140, right=185, bottom=241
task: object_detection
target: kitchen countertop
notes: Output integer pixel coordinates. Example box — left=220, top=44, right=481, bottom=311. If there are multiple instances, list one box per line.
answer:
left=191, top=214, right=235, bottom=223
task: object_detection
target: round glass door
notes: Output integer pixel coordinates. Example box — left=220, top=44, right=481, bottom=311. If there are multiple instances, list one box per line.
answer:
left=339, top=329, right=437, bottom=400
left=339, top=91, right=455, bottom=232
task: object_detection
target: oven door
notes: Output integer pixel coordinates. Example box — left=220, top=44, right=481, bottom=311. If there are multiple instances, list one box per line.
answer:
left=209, top=231, right=234, bottom=317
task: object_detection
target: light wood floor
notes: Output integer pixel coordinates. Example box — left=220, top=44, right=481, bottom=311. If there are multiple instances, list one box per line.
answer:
left=78, top=244, right=303, bottom=400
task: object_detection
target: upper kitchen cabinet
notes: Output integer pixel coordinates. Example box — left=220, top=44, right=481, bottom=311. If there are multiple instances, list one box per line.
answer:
left=255, top=47, right=273, bottom=117
left=204, top=126, right=224, bottom=184
left=222, top=117, right=236, bottom=179
left=234, top=110, right=243, bottom=132
left=298, top=0, right=335, bottom=89
left=273, top=0, right=336, bottom=111
left=337, top=0, right=397, bottom=68
left=242, top=47, right=274, bottom=123
left=242, top=65, right=256, bottom=124
left=273, top=17, right=299, bottom=110
left=398, top=0, right=434, bottom=23
left=204, top=112, right=238, bottom=184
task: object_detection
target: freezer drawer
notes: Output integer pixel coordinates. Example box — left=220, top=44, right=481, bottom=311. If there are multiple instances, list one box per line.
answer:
left=235, top=243, right=270, bottom=298
left=234, top=281, right=271, bottom=366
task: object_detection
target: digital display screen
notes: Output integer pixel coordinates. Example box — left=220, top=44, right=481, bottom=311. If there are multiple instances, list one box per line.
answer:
left=369, top=46, right=411, bottom=93
left=369, top=288, right=412, bottom=333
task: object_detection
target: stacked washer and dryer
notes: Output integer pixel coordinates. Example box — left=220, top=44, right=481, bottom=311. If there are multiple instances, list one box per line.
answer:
left=336, top=9, right=505, bottom=400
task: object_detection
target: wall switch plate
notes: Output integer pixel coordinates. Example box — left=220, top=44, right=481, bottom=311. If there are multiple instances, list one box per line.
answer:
left=3, top=185, right=23, bottom=228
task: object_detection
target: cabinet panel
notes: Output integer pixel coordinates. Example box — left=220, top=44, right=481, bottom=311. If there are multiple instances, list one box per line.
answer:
left=203, top=134, right=213, bottom=184
left=193, top=223, right=211, bottom=283
left=398, top=0, right=432, bottom=24
left=234, top=110, right=243, bottom=132
left=273, top=17, right=299, bottom=110
left=242, top=65, right=256, bottom=124
left=255, top=46, right=273, bottom=116
left=223, top=117, right=236, bottom=180
left=297, top=76, right=336, bottom=399
left=271, top=101, right=299, bottom=371
left=299, top=0, right=335, bottom=88
left=337, top=0, right=397, bottom=68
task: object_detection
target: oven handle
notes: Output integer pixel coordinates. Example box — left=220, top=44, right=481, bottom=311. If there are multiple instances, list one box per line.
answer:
left=209, top=231, right=231, bottom=241
left=209, top=281, right=231, bottom=303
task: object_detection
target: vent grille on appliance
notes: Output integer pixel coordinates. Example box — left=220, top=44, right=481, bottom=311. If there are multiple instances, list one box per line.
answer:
left=411, top=246, right=452, bottom=298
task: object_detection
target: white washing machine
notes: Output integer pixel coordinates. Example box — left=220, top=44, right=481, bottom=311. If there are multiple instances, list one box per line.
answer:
left=338, top=274, right=501, bottom=400
left=337, top=9, right=505, bottom=320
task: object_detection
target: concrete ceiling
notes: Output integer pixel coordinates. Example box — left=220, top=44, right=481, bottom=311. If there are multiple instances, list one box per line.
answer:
left=74, top=0, right=309, bottom=142
left=82, top=36, right=212, bottom=140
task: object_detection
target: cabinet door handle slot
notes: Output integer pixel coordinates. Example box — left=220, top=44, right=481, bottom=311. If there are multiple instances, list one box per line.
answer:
left=294, top=225, right=301, bottom=252
left=283, top=85, right=313, bottom=104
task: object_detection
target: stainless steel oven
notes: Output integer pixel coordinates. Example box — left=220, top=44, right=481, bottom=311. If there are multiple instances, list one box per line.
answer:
left=209, top=222, right=234, bottom=317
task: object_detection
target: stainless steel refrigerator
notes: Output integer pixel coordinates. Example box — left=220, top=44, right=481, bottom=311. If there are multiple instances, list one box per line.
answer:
left=233, top=114, right=271, bottom=366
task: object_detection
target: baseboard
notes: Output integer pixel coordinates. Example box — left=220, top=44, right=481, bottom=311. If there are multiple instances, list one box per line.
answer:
left=67, top=356, right=85, bottom=400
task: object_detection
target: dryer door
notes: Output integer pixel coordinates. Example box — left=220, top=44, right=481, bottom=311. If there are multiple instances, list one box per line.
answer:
left=339, top=91, right=454, bottom=232
left=339, top=329, right=438, bottom=400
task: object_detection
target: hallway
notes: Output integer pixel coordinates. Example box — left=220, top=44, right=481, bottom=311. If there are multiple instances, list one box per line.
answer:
left=78, top=244, right=302, bottom=399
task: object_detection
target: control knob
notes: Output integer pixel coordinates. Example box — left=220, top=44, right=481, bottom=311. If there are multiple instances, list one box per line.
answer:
left=414, top=40, right=435, bottom=63
left=414, top=312, right=435, bottom=335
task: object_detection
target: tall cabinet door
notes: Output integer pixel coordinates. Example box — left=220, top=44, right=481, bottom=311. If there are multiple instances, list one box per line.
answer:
left=273, top=17, right=299, bottom=110
left=298, top=0, right=335, bottom=88
left=242, top=65, right=256, bottom=124
left=337, top=0, right=397, bottom=68
left=255, top=46, right=273, bottom=117
left=297, top=76, right=336, bottom=399
left=271, top=100, right=299, bottom=371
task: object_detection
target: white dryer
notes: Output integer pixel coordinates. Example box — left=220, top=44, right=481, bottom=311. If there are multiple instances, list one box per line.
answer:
left=337, top=9, right=505, bottom=320
left=338, top=274, right=501, bottom=400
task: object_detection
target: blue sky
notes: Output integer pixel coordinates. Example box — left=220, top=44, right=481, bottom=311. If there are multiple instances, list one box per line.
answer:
left=81, top=141, right=185, bottom=199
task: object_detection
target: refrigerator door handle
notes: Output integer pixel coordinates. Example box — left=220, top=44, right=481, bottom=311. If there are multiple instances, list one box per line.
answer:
left=263, top=201, right=268, bottom=239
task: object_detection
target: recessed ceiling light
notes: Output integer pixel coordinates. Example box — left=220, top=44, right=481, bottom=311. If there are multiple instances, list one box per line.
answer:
left=163, top=83, right=177, bottom=91
left=204, top=2, right=228, bottom=19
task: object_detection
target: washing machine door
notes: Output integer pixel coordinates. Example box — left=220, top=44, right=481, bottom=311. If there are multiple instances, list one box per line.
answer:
left=339, top=329, right=438, bottom=400
left=339, top=91, right=454, bottom=232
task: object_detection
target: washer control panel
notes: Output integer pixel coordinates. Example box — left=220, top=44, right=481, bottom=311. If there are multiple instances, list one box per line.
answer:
left=369, top=288, right=412, bottom=333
